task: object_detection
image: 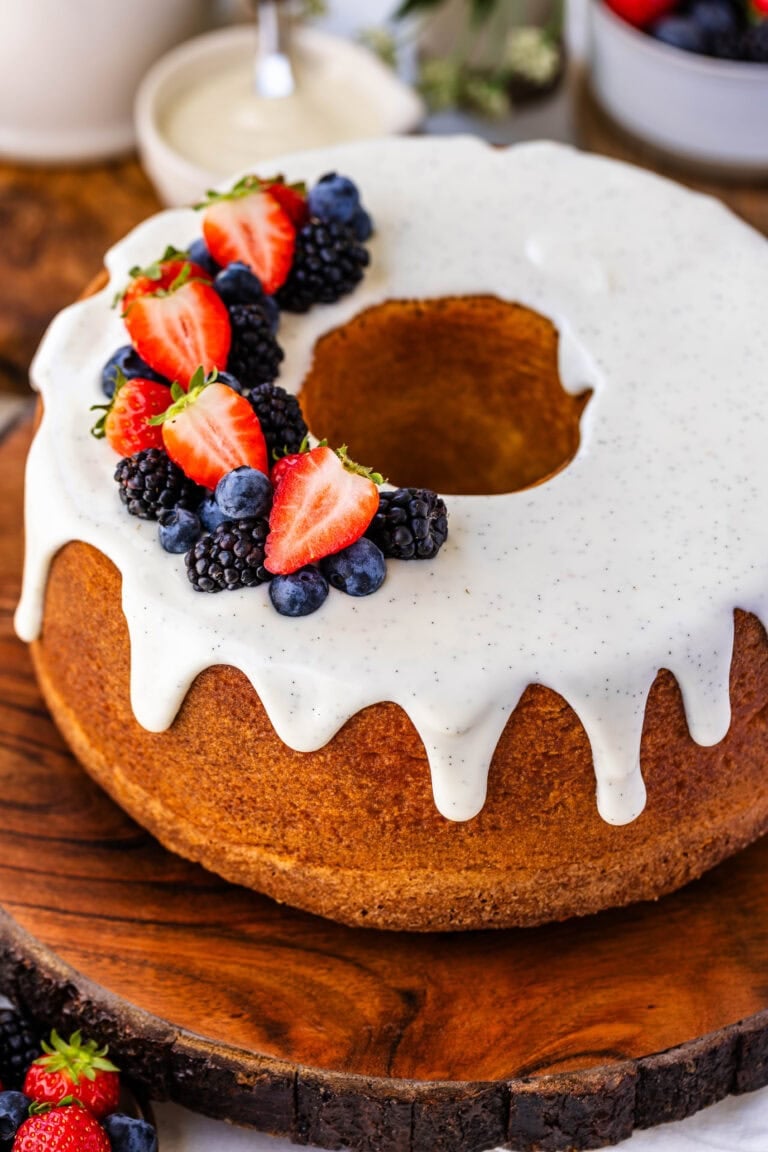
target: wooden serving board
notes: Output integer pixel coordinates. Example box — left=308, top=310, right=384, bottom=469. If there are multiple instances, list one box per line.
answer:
left=2, top=413, right=768, bottom=1152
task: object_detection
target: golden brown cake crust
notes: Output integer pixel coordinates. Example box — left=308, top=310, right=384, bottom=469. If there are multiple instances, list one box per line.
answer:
left=33, top=536, right=768, bottom=931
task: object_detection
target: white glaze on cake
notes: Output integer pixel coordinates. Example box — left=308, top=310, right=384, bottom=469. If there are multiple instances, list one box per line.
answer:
left=15, top=138, right=768, bottom=826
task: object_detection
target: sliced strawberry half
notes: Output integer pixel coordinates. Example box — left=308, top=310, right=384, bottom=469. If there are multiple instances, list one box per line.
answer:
left=151, top=370, right=268, bottom=489
left=200, top=176, right=296, bottom=295
left=123, top=263, right=231, bottom=385
left=265, top=446, right=381, bottom=575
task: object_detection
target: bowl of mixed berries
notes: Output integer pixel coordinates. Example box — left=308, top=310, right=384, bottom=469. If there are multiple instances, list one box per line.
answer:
left=589, top=0, right=768, bottom=170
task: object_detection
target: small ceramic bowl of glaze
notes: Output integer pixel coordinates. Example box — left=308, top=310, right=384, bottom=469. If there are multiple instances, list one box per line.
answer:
left=589, top=0, right=768, bottom=173
left=135, top=23, right=426, bottom=207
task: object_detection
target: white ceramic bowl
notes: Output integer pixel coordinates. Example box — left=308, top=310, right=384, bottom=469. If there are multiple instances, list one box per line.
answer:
left=136, top=23, right=426, bottom=207
left=589, top=0, right=768, bottom=171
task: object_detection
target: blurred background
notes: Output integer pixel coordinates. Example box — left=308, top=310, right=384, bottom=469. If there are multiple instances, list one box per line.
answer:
left=0, top=0, right=765, bottom=397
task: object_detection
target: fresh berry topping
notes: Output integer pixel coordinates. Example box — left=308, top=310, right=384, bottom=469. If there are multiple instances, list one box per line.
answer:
left=151, top=371, right=269, bottom=490
left=245, top=381, right=308, bottom=460
left=265, top=446, right=381, bottom=575
left=101, top=346, right=167, bottom=399
left=12, top=1102, right=110, bottom=1152
left=307, top=172, right=361, bottom=226
left=269, top=566, right=329, bottom=616
left=605, top=0, right=677, bottom=26
left=186, top=518, right=272, bottom=592
left=186, top=236, right=220, bottom=278
left=0, top=1091, right=31, bottom=1142
left=320, top=537, right=386, bottom=597
left=275, top=219, right=369, bottom=314
left=23, top=1030, right=119, bottom=1119
left=265, top=179, right=310, bottom=228
left=0, top=1009, right=42, bottom=1090
left=101, top=1113, right=158, bottom=1152
left=91, top=372, right=170, bottom=456
left=226, top=301, right=284, bottom=389
left=366, top=487, right=448, bottom=560
left=122, top=258, right=231, bottom=385
left=215, top=466, right=272, bottom=519
left=200, top=176, right=297, bottom=296
left=114, top=447, right=204, bottom=520
left=159, top=507, right=202, bottom=553
left=198, top=494, right=229, bottom=533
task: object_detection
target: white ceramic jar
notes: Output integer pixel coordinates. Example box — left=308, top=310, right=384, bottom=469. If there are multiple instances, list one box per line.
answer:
left=0, top=0, right=211, bottom=162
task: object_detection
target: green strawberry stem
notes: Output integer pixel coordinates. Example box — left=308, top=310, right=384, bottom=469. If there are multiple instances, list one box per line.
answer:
left=196, top=173, right=307, bottom=210
left=90, top=368, right=128, bottom=439
left=35, top=1029, right=119, bottom=1083
left=148, top=367, right=207, bottom=425
left=335, top=445, right=384, bottom=486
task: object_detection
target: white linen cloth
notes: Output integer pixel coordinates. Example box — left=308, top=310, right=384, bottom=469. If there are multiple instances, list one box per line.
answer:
left=153, top=1084, right=768, bottom=1151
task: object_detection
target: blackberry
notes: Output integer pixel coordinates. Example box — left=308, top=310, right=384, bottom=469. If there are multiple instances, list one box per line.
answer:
left=366, top=487, right=448, bottom=560
left=0, top=1007, right=42, bottom=1088
left=186, top=517, right=271, bottom=592
left=246, top=381, right=308, bottom=459
left=708, top=27, right=744, bottom=57
left=226, top=302, right=284, bottom=389
left=276, top=218, right=369, bottom=313
left=114, top=447, right=204, bottom=521
left=744, top=21, right=768, bottom=63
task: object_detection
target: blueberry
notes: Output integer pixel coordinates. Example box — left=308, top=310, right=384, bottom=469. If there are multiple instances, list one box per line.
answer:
left=198, top=494, right=229, bottom=533
left=351, top=206, right=373, bottom=242
left=308, top=172, right=360, bottom=226
left=649, top=14, right=708, bottom=52
left=102, top=1113, right=158, bottom=1152
left=187, top=236, right=220, bottom=277
left=159, top=507, right=202, bottom=553
left=211, top=369, right=244, bottom=394
left=101, top=346, right=168, bottom=398
left=215, top=467, right=272, bottom=519
left=0, top=1091, right=30, bottom=1141
left=689, top=0, right=740, bottom=38
left=269, top=566, right=329, bottom=616
left=214, top=262, right=266, bottom=307
left=213, top=262, right=280, bottom=333
left=261, top=293, right=281, bottom=334
left=320, top=538, right=386, bottom=597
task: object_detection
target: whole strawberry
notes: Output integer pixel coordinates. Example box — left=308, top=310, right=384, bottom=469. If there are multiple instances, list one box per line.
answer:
left=12, top=1101, right=110, bottom=1152
left=23, top=1030, right=119, bottom=1120
left=90, top=370, right=170, bottom=456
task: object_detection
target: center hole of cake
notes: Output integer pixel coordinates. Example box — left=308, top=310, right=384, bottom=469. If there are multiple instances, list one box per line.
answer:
left=298, top=296, right=591, bottom=497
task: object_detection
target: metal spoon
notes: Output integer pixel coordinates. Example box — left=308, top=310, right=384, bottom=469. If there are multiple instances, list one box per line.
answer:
left=253, top=0, right=295, bottom=99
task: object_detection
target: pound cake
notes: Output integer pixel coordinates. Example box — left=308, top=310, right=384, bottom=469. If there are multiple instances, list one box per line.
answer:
left=14, top=137, right=768, bottom=931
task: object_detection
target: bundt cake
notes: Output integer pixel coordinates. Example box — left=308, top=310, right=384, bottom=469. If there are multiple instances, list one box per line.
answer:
left=15, top=137, right=768, bottom=930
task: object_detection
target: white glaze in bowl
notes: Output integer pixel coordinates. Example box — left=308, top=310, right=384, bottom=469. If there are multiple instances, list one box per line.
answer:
left=135, top=24, right=425, bottom=207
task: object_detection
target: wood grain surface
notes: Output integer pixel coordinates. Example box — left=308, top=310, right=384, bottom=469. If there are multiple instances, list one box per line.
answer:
left=2, top=415, right=768, bottom=1152
left=0, top=158, right=159, bottom=394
